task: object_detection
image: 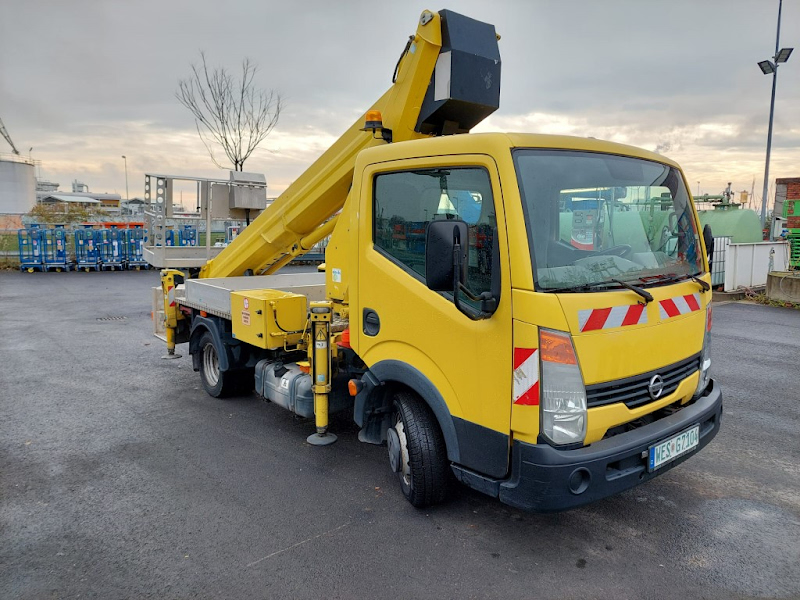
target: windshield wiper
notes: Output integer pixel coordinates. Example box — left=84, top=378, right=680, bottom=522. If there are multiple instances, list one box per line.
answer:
left=689, top=274, right=711, bottom=292
left=546, top=279, right=652, bottom=304
left=638, top=272, right=710, bottom=293
left=545, top=281, right=619, bottom=294
left=610, top=279, right=653, bottom=304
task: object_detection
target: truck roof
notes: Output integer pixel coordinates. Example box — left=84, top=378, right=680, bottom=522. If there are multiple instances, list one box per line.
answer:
left=358, top=132, right=680, bottom=169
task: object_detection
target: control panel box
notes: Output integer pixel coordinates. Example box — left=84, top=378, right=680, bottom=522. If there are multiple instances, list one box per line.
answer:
left=230, top=289, right=307, bottom=350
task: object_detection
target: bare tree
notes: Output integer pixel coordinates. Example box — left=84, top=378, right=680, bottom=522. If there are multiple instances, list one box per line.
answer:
left=176, top=52, right=282, bottom=171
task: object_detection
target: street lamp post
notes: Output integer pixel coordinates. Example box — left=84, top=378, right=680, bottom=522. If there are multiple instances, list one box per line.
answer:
left=121, top=155, right=129, bottom=202
left=758, top=0, right=793, bottom=237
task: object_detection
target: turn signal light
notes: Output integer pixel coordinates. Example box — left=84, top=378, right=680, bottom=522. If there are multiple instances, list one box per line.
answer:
left=540, top=329, right=578, bottom=365
left=348, top=379, right=363, bottom=397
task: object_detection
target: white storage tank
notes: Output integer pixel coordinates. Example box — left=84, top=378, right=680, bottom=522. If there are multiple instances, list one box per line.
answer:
left=0, top=156, right=36, bottom=213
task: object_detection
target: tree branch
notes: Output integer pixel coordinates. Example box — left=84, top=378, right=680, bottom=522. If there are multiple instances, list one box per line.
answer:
left=176, top=52, right=282, bottom=172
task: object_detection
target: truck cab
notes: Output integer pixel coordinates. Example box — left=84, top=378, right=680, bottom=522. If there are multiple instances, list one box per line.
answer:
left=325, top=132, right=721, bottom=511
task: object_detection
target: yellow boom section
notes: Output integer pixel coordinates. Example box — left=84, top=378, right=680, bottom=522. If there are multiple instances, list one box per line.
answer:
left=199, top=12, right=444, bottom=279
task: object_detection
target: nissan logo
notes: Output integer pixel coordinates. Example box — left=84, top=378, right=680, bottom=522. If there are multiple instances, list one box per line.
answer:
left=648, top=374, right=665, bottom=400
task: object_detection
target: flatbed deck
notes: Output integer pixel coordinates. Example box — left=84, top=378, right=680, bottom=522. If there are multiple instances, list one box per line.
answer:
left=177, top=273, right=327, bottom=319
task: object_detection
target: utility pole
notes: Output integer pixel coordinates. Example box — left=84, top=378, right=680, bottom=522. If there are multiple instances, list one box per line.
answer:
left=121, top=155, right=130, bottom=201
left=757, top=0, right=794, bottom=235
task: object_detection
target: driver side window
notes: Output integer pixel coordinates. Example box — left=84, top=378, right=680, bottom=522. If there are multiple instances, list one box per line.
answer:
left=373, top=167, right=496, bottom=298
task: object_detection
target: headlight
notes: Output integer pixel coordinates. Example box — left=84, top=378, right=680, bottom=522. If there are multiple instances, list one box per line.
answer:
left=695, top=305, right=712, bottom=396
left=540, top=329, right=587, bottom=445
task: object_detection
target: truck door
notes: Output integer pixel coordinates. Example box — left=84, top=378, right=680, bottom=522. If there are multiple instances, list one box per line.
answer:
left=355, top=155, right=513, bottom=478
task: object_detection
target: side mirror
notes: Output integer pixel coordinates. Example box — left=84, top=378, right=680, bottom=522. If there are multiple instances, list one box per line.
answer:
left=425, top=220, right=468, bottom=292
left=702, top=224, right=714, bottom=268
left=426, top=219, right=497, bottom=320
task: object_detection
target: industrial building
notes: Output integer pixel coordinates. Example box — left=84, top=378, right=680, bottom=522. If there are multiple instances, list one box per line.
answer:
left=0, top=153, right=36, bottom=214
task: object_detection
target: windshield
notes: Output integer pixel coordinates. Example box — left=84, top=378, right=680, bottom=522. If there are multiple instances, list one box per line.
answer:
left=513, top=149, right=703, bottom=291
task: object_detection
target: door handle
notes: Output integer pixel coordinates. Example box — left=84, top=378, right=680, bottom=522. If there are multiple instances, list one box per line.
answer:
left=363, top=308, right=381, bottom=337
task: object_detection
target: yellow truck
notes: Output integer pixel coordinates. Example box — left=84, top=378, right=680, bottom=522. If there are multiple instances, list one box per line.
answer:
left=157, top=9, right=722, bottom=511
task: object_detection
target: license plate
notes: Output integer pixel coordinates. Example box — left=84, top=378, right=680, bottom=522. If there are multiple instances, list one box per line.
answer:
left=648, top=425, right=700, bottom=472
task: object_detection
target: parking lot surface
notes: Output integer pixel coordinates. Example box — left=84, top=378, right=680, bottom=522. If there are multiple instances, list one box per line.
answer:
left=1, top=270, right=798, bottom=600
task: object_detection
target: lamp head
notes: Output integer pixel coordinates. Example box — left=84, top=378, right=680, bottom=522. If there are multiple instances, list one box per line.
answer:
left=776, top=47, right=793, bottom=63
left=758, top=60, right=776, bottom=74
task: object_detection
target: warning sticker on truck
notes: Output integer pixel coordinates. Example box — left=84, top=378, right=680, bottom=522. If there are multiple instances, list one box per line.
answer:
left=241, top=311, right=250, bottom=326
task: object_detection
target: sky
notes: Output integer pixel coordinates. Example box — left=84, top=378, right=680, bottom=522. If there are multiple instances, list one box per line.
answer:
left=1, top=0, right=799, bottom=210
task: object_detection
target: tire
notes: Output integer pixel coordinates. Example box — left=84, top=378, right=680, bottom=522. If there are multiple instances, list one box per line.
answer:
left=198, top=331, right=249, bottom=398
left=388, top=391, right=450, bottom=508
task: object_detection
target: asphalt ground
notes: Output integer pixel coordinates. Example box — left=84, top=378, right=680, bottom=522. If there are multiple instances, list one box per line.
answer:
left=1, top=270, right=798, bottom=600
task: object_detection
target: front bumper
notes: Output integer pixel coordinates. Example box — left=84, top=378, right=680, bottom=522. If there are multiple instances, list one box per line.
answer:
left=498, top=380, right=723, bottom=512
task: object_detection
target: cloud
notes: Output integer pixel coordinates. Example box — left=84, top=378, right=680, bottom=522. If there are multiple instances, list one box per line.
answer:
left=1, top=0, right=798, bottom=206
left=477, top=106, right=800, bottom=200
left=654, top=141, right=672, bottom=154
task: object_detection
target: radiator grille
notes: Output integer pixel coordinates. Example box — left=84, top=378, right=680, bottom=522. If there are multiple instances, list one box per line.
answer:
left=586, top=353, right=700, bottom=409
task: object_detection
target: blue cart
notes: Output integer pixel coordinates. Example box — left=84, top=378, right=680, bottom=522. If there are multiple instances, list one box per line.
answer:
left=126, top=227, right=148, bottom=269
left=98, top=228, right=126, bottom=270
left=42, top=225, right=70, bottom=271
left=18, top=225, right=44, bottom=272
left=165, top=225, right=198, bottom=247
left=75, top=227, right=101, bottom=271
left=180, top=225, right=197, bottom=246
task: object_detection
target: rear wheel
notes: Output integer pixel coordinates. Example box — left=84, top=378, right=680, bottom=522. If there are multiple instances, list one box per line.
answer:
left=198, top=331, right=250, bottom=398
left=387, top=391, right=449, bottom=507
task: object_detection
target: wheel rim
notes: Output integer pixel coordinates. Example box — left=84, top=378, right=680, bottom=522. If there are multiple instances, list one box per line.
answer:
left=391, top=414, right=412, bottom=489
left=202, top=342, right=220, bottom=386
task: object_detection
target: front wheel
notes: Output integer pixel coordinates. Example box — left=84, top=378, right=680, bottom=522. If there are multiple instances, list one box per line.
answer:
left=387, top=391, right=450, bottom=507
left=198, top=331, right=251, bottom=398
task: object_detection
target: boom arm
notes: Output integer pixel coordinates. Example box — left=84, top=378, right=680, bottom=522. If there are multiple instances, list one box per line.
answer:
left=199, top=9, right=500, bottom=279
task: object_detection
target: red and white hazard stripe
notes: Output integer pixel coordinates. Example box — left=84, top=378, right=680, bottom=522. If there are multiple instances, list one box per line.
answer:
left=513, top=348, right=540, bottom=406
left=167, top=285, right=175, bottom=307
left=659, top=293, right=701, bottom=320
left=578, top=304, right=647, bottom=332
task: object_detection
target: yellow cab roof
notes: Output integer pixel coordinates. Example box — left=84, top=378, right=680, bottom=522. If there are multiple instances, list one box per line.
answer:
left=360, top=132, right=680, bottom=170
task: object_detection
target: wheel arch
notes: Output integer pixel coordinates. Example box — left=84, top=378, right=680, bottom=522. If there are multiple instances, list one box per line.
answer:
left=355, top=359, right=461, bottom=464
left=189, top=315, right=231, bottom=372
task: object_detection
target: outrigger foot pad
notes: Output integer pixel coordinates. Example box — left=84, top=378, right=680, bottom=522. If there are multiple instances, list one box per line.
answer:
left=307, top=432, right=337, bottom=446
left=161, top=353, right=182, bottom=360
